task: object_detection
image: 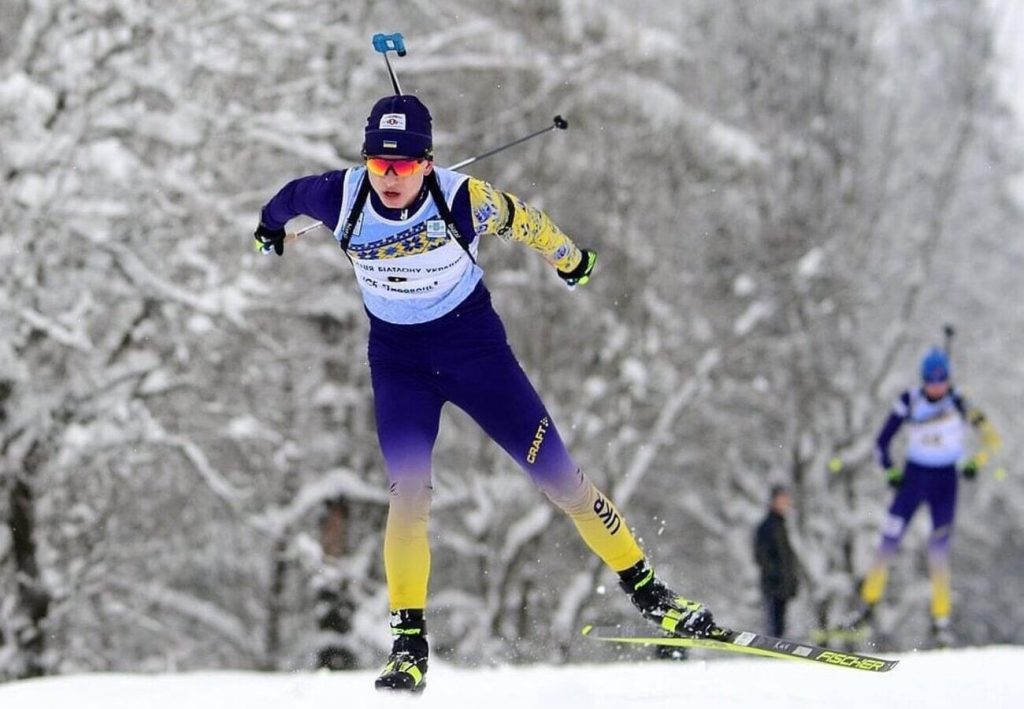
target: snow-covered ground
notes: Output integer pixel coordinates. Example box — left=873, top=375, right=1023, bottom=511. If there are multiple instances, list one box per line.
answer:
left=0, top=646, right=1021, bottom=709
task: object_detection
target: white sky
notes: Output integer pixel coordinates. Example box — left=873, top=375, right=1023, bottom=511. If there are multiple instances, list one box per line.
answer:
left=0, top=647, right=1022, bottom=709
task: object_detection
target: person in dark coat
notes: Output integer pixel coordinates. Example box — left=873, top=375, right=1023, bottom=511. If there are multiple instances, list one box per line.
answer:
left=754, top=484, right=800, bottom=637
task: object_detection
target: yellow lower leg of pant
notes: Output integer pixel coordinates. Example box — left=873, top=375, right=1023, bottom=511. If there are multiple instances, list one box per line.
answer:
left=384, top=509, right=431, bottom=611
left=930, top=568, right=952, bottom=619
left=861, top=565, right=889, bottom=606
left=562, top=482, right=644, bottom=573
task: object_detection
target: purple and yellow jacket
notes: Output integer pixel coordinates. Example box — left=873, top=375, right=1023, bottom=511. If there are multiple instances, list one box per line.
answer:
left=260, top=166, right=584, bottom=324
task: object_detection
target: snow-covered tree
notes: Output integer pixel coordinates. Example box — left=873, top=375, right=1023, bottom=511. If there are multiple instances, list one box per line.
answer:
left=1, top=0, right=1020, bottom=677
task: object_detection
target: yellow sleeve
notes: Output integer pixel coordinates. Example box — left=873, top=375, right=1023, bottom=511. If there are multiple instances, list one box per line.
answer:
left=967, top=406, right=1003, bottom=465
left=467, top=177, right=582, bottom=273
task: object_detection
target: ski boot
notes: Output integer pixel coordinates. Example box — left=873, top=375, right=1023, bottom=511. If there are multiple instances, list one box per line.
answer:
left=931, top=616, right=955, bottom=649
left=618, top=559, right=715, bottom=637
left=375, top=609, right=428, bottom=694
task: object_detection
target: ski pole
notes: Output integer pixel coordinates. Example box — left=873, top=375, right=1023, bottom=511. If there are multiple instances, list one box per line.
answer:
left=448, top=115, right=569, bottom=170
left=288, top=116, right=571, bottom=239
left=372, top=32, right=406, bottom=95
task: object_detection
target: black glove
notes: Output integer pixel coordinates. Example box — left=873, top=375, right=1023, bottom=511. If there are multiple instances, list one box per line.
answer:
left=557, top=248, right=597, bottom=289
left=254, top=223, right=286, bottom=256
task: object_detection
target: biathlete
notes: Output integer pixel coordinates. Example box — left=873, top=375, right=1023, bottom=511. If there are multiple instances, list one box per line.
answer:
left=254, top=93, right=714, bottom=693
left=851, top=348, right=1001, bottom=646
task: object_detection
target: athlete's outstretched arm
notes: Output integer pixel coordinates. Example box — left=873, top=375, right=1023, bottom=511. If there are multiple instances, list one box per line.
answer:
left=961, top=397, right=1003, bottom=466
left=462, top=178, right=585, bottom=273
left=259, top=170, right=348, bottom=231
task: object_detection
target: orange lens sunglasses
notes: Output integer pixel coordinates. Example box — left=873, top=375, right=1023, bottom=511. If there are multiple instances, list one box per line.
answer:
left=365, top=157, right=427, bottom=177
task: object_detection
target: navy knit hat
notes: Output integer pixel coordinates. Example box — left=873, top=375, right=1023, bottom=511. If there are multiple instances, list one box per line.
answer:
left=363, top=94, right=433, bottom=158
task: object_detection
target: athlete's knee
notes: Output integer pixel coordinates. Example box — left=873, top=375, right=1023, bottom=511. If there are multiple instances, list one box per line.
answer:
left=880, top=513, right=908, bottom=543
left=538, top=467, right=591, bottom=514
left=387, top=478, right=433, bottom=525
left=541, top=472, right=625, bottom=535
left=380, top=441, right=435, bottom=479
left=928, top=524, right=952, bottom=551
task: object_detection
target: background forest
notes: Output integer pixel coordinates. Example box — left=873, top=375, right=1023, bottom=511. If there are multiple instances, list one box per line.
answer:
left=1, top=0, right=1022, bottom=679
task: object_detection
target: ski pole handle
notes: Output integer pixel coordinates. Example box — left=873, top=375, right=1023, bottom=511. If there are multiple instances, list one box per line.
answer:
left=373, top=32, right=406, bottom=94
left=448, top=115, right=569, bottom=170
left=372, top=33, right=406, bottom=57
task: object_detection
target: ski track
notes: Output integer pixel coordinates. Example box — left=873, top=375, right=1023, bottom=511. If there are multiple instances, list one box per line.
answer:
left=0, top=646, right=1021, bottom=709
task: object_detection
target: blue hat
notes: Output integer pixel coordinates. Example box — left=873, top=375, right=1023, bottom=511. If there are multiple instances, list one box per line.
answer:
left=363, top=94, right=432, bottom=158
left=920, top=348, right=950, bottom=383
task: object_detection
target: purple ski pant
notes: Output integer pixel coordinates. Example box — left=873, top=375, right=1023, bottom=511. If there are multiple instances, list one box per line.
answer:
left=862, top=461, right=959, bottom=617
left=367, top=284, right=579, bottom=498
left=879, top=461, right=958, bottom=555
left=366, top=284, right=643, bottom=609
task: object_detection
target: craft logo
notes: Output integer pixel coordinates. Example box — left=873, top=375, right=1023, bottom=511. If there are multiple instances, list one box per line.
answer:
left=526, top=417, right=549, bottom=463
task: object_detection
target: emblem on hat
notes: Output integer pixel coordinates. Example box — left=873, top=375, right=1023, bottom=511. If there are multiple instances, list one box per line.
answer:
left=380, top=113, right=406, bottom=130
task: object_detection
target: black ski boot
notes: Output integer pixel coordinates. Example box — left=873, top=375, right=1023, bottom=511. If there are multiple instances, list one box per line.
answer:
left=931, top=616, right=955, bottom=649
left=618, top=559, right=715, bottom=637
left=375, top=609, right=428, bottom=694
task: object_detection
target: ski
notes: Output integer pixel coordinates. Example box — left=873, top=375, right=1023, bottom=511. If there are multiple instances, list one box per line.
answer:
left=581, top=624, right=899, bottom=673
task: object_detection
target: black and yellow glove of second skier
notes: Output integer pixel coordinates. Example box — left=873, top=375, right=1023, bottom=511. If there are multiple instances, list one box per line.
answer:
left=885, top=466, right=904, bottom=490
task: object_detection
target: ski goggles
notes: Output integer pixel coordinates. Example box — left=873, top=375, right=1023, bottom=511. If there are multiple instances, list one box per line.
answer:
left=364, top=157, right=428, bottom=177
